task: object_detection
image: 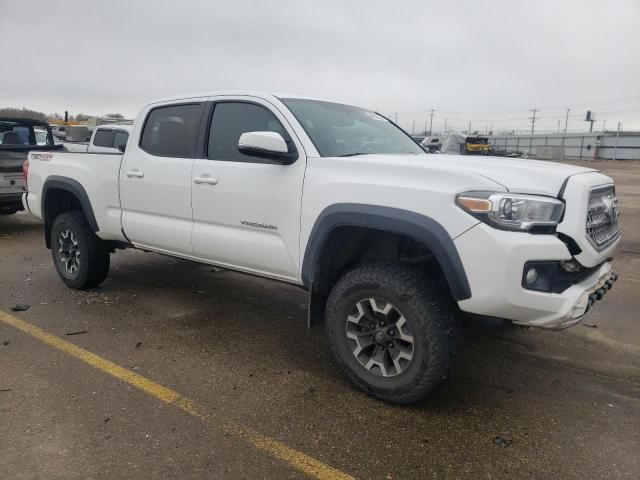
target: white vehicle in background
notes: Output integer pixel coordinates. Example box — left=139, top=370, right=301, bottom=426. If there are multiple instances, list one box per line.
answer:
left=23, top=91, right=621, bottom=404
left=34, top=128, right=49, bottom=145
left=51, top=125, right=66, bottom=140
left=87, top=124, right=131, bottom=153
left=421, top=135, right=442, bottom=152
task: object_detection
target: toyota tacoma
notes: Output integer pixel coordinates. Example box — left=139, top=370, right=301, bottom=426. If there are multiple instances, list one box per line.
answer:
left=23, top=92, right=621, bottom=404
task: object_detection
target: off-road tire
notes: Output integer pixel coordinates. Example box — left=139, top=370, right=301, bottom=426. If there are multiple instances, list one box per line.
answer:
left=325, top=262, right=457, bottom=405
left=51, top=211, right=110, bottom=289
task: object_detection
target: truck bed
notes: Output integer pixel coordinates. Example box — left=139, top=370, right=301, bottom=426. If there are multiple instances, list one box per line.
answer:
left=25, top=150, right=127, bottom=242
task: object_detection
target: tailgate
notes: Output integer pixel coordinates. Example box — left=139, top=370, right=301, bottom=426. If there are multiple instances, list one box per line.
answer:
left=0, top=171, right=25, bottom=195
left=0, top=151, right=26, bottom=196
left=0, top=150, right=27, bottom=172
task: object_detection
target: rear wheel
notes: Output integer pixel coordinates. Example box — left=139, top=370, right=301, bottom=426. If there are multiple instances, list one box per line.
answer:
left=325, top=262, right=457, bottom=404
left=51, top=211, right=110, bottom=289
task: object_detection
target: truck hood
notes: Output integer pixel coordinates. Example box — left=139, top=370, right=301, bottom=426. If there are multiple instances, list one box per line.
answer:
left=323, top=153, right=597, bottom=197
left=435, top=154, right=597, bottom=196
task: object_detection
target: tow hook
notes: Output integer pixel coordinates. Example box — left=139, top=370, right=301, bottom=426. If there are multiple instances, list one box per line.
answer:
left=587, top=272, right=618, bottom=309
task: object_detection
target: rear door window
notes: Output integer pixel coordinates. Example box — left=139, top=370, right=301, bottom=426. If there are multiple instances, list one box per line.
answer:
left=113, top=131, right=129, bottom=150
left=140, top=104, right=202, bottom=157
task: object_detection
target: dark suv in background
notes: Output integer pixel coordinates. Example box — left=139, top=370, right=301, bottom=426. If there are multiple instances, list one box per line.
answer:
left=0, top=118, right=63, bottom=214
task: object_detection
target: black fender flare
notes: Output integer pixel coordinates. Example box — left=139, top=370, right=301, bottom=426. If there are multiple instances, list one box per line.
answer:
left=42, top=176, right=99, bottom=247
left=301, top=203, right=472, bottom=301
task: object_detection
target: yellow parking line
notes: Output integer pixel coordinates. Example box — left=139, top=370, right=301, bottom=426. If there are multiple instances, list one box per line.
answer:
left=0, top=311, right=354, bottom=480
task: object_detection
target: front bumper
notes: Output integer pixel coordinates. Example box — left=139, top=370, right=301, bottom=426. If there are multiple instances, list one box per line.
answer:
left=551, top=267, right=618, bottom=329
left=454, top=222, right=620, bottom=329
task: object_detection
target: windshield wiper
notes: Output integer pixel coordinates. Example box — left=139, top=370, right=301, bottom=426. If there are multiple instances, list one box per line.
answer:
left=336, top=152, right=371, bottom=157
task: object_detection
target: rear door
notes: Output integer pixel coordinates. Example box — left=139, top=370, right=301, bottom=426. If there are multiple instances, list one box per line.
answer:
left=191, top=97, right=306, bottom=281
left=120, top=102, right=204, bottom=255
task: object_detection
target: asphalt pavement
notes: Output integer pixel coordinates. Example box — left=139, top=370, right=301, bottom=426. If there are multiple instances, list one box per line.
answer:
left=1, top=160, right=639, bottom=479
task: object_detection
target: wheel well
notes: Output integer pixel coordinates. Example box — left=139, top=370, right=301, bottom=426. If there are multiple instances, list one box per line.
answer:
left=43, top=188, right=84, bottom=248
left=307, top=226, right=453, bottom=326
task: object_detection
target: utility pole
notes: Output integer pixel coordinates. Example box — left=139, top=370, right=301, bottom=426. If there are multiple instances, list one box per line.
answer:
left=529, top=108, right=539, bottom=135
left=613, top=122, right=621, bottom=161
left=424, top=119, right=428, bottom=136
left=528, top=108, right=539, bottom=156
left=557, top=119, right=561, bottom=133
left=602, top=120, right=606, bottom=132
left=564, top=108, right=570, bottom=133
left=467, top=121, right=471, bottom=133
left=444, top=118, right=448, bottom=134
left=412, top=120, right=415, bottom=135
left=394, top=113, right=398, bottom=123
left=428, top=109, right=435, bottom=136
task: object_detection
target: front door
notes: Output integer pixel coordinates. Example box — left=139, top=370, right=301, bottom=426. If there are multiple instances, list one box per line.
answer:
left=191, top=98, right=306, bottom=282
left=120, top=102, right=203, bottom=255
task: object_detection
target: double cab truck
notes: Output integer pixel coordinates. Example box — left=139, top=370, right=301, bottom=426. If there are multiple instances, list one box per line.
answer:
left=0, top=117, right=63, bottom=215
left=23, top=92, right=621, bottom=404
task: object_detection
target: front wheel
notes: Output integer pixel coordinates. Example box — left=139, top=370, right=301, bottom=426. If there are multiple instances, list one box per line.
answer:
left=325, top=262, right=457, bottom=405
left=51, top=211, right=110, bottom=289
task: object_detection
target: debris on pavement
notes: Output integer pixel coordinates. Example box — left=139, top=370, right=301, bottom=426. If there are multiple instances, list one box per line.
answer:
left=135, top=341, right=142, bottom=348
left=0, top=388, right=12, bottom=392
left=2, top=340, right=9, bottom=346
left=66, top=330, right=88, bottom=336
left=11, top=303, right=30, bottom=311
left=492, top=436, right=514, bottom=447
left=584, top=323, right=598, bottom=328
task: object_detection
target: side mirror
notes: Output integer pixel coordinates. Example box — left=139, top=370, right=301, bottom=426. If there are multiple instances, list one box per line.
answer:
left=118, top=143, right=126, bottom=153
left=238, top=131, right=296, bottom=163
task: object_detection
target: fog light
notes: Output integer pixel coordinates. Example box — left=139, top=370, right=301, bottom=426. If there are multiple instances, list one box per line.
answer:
left=525, top=267, right=538, bottom=285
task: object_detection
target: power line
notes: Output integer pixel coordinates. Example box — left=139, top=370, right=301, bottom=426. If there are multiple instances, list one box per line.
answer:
left=389, top=95, right=640, bottom=122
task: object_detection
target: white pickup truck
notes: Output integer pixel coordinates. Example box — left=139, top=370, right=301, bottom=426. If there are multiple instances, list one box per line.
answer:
left=23, top=91, right=621, bottom=404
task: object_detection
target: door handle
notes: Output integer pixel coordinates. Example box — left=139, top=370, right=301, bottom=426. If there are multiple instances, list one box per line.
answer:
left=193, top=174, right=219, bottom=185
left=126, top=169, right=144, bottom=178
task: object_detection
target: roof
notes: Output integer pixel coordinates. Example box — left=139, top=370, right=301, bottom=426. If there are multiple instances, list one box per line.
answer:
left=94, top=123, right=133, bottom=132
left=145, top=90, right=347, bottom=107
left=0, top=117, right=51, bottom=127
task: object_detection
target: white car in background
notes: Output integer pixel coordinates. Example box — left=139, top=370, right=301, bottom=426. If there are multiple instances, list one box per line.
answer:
left=51, top=125, right=66, bottom=140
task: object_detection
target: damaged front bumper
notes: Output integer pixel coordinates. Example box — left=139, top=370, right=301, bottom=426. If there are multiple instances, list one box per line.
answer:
left=514, top=263, right=618, bottom=330
left=550, top=268, right=619, bottom=329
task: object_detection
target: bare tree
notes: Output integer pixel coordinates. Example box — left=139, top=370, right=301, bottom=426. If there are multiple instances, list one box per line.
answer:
left=0, top=107, right=47, bottom=121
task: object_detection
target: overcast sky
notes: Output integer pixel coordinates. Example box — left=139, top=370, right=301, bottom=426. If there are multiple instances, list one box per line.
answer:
left=1, top=0, right=639, bottom=133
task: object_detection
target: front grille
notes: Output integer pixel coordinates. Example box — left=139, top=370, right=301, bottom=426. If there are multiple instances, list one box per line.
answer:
left=586, top=185, right=620, bottom=250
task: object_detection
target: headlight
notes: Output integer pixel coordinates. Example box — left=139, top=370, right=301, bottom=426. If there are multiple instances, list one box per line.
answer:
left=456, top=191, right=564, bottom=231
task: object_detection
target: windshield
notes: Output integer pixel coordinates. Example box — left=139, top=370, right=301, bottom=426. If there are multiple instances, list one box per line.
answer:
left=282, top=98, right=424, bottom=157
